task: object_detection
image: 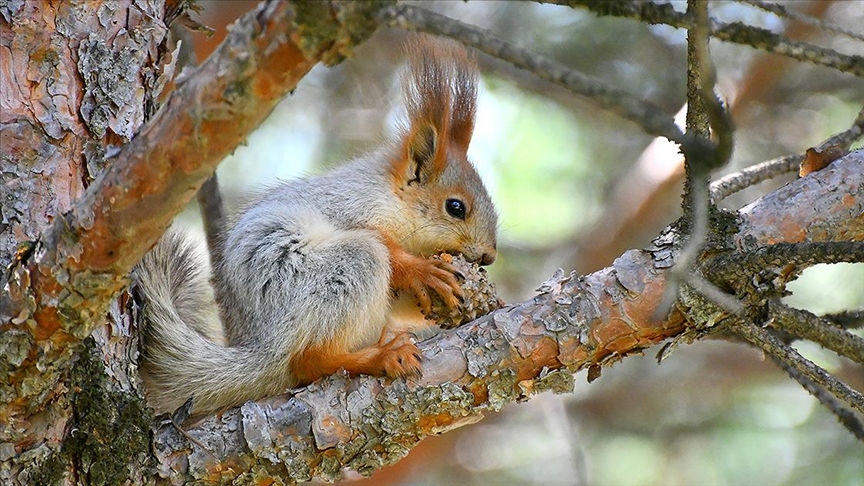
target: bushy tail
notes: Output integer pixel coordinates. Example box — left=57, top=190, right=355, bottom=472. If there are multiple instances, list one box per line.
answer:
left=134, top=230, right=291, bottom=416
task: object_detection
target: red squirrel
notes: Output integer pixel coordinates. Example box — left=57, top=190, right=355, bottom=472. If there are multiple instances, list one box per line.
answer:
left=136, top=37, right=498, bottom=416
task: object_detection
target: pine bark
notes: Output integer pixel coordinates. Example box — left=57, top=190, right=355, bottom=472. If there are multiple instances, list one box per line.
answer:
left=1, top=0, right=861, bottom=484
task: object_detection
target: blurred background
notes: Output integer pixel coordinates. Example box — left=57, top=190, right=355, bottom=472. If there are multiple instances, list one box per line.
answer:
left=175, top=1, right=863, bottom=484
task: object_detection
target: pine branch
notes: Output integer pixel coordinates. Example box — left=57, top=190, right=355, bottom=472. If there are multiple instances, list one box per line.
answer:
left=710, top=106, right=864, bottom=202
left=741, top=0, right=864, bottom=42
left=769, top=301, right=864, bottom=366
left=735, top=321, right=864, bottom=415
left=546, top=0, right=864, bottom=77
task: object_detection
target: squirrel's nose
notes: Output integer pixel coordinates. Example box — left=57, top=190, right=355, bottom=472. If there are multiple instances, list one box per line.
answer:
left=480, top=251, right=496, bottom=266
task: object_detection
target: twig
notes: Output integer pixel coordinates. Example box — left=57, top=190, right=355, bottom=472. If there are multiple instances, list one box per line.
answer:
left=710, top=105, right=864, bottom=202
left=823, top=310, right=864, bottom=331
left=545, top=0, right=864, bottom=77
left=741, top=0, right=864, bottom=43
left=709, top=154, right=801, bottom=202
left=735, top=321, right=864, bottom=415
left=768, top=354, right=864, bottom=442
left=379, top=4, right=688, bottom=144
left=769, top=301, right=864, bottom=366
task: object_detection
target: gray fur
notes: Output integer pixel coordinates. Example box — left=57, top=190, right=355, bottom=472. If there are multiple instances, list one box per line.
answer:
left=135, top=39, right=498, bottom=417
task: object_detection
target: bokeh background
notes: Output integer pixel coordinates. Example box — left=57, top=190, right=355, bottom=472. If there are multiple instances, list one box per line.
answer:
left=175, top=1, right=864, bottom=484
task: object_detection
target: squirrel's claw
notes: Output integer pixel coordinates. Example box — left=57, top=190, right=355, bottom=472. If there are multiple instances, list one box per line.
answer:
left=423, top=259, right=464, bottom=310
left=379, top=332, right=423, bottom=379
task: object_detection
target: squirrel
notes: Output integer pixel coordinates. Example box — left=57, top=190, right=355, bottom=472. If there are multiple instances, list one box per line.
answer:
left=135, top=37, right=499, bottom=417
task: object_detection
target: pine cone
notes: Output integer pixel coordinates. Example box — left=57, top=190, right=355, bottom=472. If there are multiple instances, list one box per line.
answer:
left=425, top=253, right=505, bottom=329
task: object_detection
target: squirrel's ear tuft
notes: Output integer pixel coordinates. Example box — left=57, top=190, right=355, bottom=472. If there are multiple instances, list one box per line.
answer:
left=392, top=35, right=478, bottom=186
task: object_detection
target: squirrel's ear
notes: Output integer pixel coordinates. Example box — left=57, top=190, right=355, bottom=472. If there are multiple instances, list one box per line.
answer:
left=404, top=123, right=442, bottom=185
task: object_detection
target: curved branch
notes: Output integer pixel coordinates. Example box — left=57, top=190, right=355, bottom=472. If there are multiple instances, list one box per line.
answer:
left=149, top=152, right=864, bottom=482
left=1, top=0, right=388, bottom=411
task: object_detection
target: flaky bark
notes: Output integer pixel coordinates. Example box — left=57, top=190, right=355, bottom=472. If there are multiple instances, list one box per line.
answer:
left=1, top=0, right=387, bottom=482
left=1, top=0, right=862, bottom=483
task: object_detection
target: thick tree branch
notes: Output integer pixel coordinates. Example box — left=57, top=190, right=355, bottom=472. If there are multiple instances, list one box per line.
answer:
left=147, top=152, right=864, bottom=482
left=1, top=0, right=388, bottom=413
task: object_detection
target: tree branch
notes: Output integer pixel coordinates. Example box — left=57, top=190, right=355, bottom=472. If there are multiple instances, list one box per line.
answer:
left=735, top=321, right=864, bottom=415
left=546, top=0, right=864, bottom=77
left=741, top=0, right=864, bottom=42
left=1, top=0, right=389, bottom=412
left=147, top=152, right=864, bottom=482
left=710, top=105, right=864, bottom=202
left=769, top=301, right=864, bottom=366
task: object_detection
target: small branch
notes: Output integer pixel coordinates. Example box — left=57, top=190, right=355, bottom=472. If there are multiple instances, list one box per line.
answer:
left=735, top=321, right=864, bottom=415
left=768, top=354, right=864, bottom=442
left=741, top=0, right=864, bottom=42
left=769, top=301, right=864, bottom=366
left=379, top=4, right=688, bottom=144
left=823, top=310, right=864, bottom=331
left=710, top=105, right=864, bottom=202
left=709, top=154, right=801, bottom=202
left=546, top=0, right=864, bottom=77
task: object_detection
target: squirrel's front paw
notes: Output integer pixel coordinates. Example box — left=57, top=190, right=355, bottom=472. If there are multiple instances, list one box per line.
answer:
left=407, top=258, right=464, bottom=314
left=378, top=333, right=423, bottom=379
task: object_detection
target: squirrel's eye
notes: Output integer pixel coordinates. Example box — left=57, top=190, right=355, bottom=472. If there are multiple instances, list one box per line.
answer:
left=445, top=198, right=466, bottom=220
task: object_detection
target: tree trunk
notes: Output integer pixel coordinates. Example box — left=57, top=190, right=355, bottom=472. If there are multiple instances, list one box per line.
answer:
left=1, top=0, right=384, bottom=482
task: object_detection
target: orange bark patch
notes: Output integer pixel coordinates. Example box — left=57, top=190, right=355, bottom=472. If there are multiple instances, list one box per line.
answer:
left=800, top=145, right=845, bottom=177
left=417, top=412, right=457, bottom=432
